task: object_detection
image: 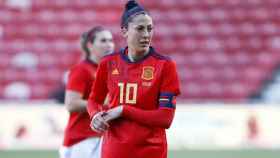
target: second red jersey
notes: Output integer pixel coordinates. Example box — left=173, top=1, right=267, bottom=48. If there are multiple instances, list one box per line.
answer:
left=63, top=60, right=100, bottom=147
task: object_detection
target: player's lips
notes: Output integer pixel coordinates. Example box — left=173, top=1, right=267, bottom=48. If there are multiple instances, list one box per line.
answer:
left=103, top=50, right=113, bottom=54
left=103, top=49, right=112, bottom=54
left=139, top=41, right=150, bottom=47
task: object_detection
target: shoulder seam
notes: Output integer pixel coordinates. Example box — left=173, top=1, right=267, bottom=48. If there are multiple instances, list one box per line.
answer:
left=151, top=52, right=171, bottom=61
left=102, top=52, right=119, bottom=59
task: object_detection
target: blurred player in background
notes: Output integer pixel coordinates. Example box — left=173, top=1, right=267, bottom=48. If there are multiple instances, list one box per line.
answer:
left=87, top=1, right=181, bottom=158
left=60, top=26, right=114, bottom=158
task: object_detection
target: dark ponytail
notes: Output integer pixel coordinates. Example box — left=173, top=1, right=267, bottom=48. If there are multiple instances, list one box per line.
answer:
left=80, top=26, right=105, bottom=61
left=121, top=0, right=148, bottom=29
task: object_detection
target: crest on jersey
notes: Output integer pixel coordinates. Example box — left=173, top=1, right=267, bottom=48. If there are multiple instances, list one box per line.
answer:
left=142, top=66, right=154, bottom=80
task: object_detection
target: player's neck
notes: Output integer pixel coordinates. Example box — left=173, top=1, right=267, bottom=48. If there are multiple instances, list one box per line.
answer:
left=90, top=56, right=99, bottom=63
left=127, top=48, right=149, bottom=62
left=83, top=55, right=99, bottom=64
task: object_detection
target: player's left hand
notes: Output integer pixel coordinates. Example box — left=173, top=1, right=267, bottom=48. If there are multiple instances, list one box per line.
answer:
left=91, top=111, right=109, bottom=133
left=103, top=106, right=123, bottom=122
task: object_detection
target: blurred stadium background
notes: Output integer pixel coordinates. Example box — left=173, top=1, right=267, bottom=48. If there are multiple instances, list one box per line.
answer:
left=1, top=0, right=280, bottom=158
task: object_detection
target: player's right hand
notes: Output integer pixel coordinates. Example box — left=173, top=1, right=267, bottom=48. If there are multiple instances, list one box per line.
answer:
left=90, top=111, right=109, bottom=133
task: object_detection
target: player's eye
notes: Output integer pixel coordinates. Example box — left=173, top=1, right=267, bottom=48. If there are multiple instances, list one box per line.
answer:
left=101, top=39, right=106, bottom=43
left=136, top=26, right=145, bottom=31
left=147, top=26, right=153, bottom=32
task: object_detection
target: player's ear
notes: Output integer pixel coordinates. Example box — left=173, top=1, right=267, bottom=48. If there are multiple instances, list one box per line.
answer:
left=121, top=27, right=128, bottom=38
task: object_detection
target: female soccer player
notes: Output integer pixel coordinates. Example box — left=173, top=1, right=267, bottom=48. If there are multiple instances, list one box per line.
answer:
left=60, top=26, right=114, bottom=158
left=88, top=1, right=181, bottom=158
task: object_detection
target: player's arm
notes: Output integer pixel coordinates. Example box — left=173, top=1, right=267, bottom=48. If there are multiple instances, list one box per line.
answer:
left=65, top=67, right=91, bottom=113
left=87, top=60, right=108, bottom=118
left=105, top=61, right=180, bottom=129
left=105, top=94, right=177, bottom=129
left=123, top=95, right=176, bottom=129
left=65, top=90, right=88, bottom=113
left=64, top=32, right=95, bottom=113
left=87, top=60, right=109, bottom=132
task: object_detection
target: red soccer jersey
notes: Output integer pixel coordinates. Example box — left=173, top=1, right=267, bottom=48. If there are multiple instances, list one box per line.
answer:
left=88, top=47, right=180, bottom=158
left=63, top=60, right=100, bottom=147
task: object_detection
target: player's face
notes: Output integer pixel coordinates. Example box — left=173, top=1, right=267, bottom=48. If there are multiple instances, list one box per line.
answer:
left=124, top=14, right=153, bottom=54
left=92, top=30, right=114, bottom=57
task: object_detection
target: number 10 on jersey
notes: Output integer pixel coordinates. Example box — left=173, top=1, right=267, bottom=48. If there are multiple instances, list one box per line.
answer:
left=118, top=82, right=138, bottom=104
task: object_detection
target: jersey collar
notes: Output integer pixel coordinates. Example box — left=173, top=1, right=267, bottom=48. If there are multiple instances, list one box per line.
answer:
left=120, top=46, right=155, bottom=63
left=84, top=59, right=98, bottom=66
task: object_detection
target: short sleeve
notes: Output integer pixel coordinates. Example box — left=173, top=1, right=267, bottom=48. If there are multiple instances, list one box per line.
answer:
left=159, top=60, right=181, bottom=108
left=66, top=66, right=90, bottom=94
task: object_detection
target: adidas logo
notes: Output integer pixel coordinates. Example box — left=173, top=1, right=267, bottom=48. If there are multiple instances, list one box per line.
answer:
left=112, top=68, right=119, bottom=75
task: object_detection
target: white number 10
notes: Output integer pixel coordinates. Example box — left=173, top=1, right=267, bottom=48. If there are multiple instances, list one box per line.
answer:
left=118, top=82, right=138, bottom=104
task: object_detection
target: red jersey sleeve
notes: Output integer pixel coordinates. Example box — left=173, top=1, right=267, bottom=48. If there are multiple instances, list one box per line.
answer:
left=160, top=60, right=181, bottom=95
left=122, top=106, right=174, bottom=128
left=66, top=66, right=90, bottom=94
left=159, top=60, right=181, bottom=109
left=87, top=60, right=108, bottom=118
left=122, top=60, right=181, bottom=129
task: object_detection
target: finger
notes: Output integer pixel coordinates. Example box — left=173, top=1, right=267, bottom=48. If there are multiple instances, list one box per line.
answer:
left=100, top=117, right=110, bottom=127
left=93, top=118, right=109, bottom=131
left=93, top=124, right=104, bottom=133
left=94, top=119, right=108, bottom=129
left=98, top=125, right=107, bottom=132
left=91, top=124, right=102, bottom=133
left=91, top=122, right=106, bottom=133
left=101, top=111, right=108, bottom=117
left=91, top=118, right=104, bottom=133
left=96, top=114, right=110, bottom=127
left=103, top=110, right=117, bottom=122
left=103, top=114, right=112, bottom=122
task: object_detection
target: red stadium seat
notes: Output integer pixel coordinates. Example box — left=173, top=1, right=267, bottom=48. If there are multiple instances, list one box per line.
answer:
left=1, top=0, right=280, bottom=102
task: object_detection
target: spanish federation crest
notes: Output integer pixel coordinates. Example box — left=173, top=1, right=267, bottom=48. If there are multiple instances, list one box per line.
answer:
left=141, top=66, right=154, bottom=80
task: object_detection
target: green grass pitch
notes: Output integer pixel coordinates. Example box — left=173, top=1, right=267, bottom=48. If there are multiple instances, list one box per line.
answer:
left=0, top=149, right=279, bottom=158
